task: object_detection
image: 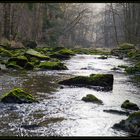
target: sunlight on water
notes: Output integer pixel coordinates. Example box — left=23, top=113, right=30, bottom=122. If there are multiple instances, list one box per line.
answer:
left=0, top=54, right=139, bottom=136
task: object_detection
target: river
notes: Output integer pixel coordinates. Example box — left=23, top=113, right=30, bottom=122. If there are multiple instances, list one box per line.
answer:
left=0, top=54, right=139, bottom=136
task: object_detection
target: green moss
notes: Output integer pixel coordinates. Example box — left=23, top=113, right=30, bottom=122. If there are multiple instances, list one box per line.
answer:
left=7, top=56, right=28, bottom=68
left=127, top=112, right=140, bottom=121
left=0, top=48, right=13, bottom=57
left=127, top=49, right=138, bottom=58
left=111, top=43, right=136, bottom=58
left=1, top=88, right=38, bottom=103
left=49, top=48, right=75, bottom=60
left=59, top=74, right=113, bottom=89
left=125, top=67, right=136, bottom=74
left=35, top=47, right=51, bottom=55
left=11, top=49, right=25, bottom=57
left=90, top=74, right=113, bottom=83
left=111, top=48, right=122, bottom=56
left=135, top=62, right=140, bottom=68
left=7, top=56, right=27, bottom=61
left=6, top=61, right=23, bottom=70
left=125, top=62, right=140, bottom=74
left=113, top=111, right=140, bottom=134
left=38, top=61, right=68, bottom=70
left=58, top=48, right=75, bottom=55
left=82, top=94, right=103, bottom=104
left=119, top=43, right=135, bottom=50
left=25, top=49, right=50, bottom=60
left=121, top=100, right=139, bottom=110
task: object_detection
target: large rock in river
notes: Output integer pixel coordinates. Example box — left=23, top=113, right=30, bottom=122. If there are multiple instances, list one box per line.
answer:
left=0, top=48, right=13, bottom=57
left=113, top=111, right=140, bottom=136
left=121, top=100, right=139, bottom=110
left=111, top=43, right=136, bottom=59
left=25, top=49, right=50, bottom=60
left=1, top=88, right=38, bottom=103
left=7, top=56, right=28, bottom=67
left=125, top=62, right=140, bottom=75
left=6, top=56, right=34, bottom=70
left=82, top=94, right=103, bottom=104
left=50, top=48, right=75, bottom=60
left=38, top=61, right=68, bottom=70
left=58, top=74, right=114, bottom=90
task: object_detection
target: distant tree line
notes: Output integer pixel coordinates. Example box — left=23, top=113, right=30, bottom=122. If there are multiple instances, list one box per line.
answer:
left=0, top=3, right=139, bottom=48
left=96, top=3, right=140, bottom=48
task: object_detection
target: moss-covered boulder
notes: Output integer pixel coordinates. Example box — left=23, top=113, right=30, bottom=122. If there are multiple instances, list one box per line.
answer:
left=6, top=61, right=23, bottom=70
left=58, top=48, right=75, bottom=55
left=127, top=49, right=140, bottom=61
left=50, top=48, right=75, bottom=60
left=111, top=43, right=136, bottom=58
left=50, top=52, right=71, bottom=60
left=113, top=111, right=140, bottom=136
left=119, top=43, right=135, bottom=50
left=122, top=43, right=135, bottom=49
left=0, top=48, right=13, bottom=57
left=125, top=62, right=140, bottom=74
left=38, top=61, right=68, bottom=70
left=7, top=56, right=28, bottom=67
left=6, top=56, right=35, bottom=70
left=25, top=49, right=49, bottom=60
left=22, top=40, right=37, bottom=49
left=10, top=49, right=25, bottom=57
left=121, top=100, right=139, bottom=110
left=1, top=88, right=38, bottom=103
left=59, top=74, right=113, bottom=90
left=82, top=94, right=103, bottom=104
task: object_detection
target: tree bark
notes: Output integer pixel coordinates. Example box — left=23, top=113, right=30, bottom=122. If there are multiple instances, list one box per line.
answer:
left=3, top=3, right=11, bottom=40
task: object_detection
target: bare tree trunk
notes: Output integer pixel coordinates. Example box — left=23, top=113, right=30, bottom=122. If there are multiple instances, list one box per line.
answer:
left=3, top=3, right=11, bottom=40
left=110, top=3, right=119, bottom=46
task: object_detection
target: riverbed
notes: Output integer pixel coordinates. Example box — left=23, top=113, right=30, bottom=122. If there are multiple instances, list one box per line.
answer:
left=0, top=54, right=139, bottom=136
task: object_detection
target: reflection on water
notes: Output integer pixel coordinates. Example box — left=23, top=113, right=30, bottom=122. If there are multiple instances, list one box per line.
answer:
left=0, top=54, right=139, bottom=136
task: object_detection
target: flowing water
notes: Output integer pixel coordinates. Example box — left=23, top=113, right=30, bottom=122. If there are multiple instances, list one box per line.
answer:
left=0, top=54, right=139, bottom=136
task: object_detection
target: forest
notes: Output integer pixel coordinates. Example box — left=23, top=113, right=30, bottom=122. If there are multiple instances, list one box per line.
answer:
left=0, top=3, right=140, bottom=137
left=0, top=3, right=140, bottom=48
